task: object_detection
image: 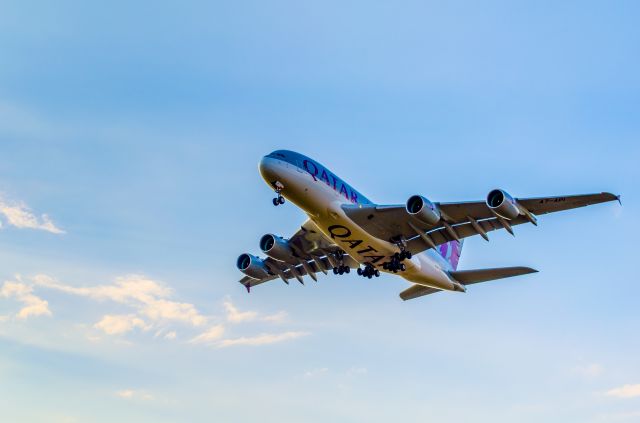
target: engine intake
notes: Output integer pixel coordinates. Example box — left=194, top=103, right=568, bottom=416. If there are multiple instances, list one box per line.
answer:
left=486, top=189, right=520, bottom=220
left=236, top=253, right=270, bottom=279
left=259, top=234, right=294, bottom=262
left=406, top=195, right=441, bottom=226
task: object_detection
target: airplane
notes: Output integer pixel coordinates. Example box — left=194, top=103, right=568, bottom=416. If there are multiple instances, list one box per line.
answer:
left=236, top=150, right=620, bottom=300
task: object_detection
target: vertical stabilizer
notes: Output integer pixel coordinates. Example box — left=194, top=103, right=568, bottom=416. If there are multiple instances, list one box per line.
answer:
left=438, top=240, right=464, bottom=270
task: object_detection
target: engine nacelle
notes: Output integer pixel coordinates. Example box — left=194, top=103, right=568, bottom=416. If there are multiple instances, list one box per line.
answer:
left=406, top=195, right=441, bottom=226
left=259, top=234, right=294, bottom=262
left=236, top=253, right=270, bottom=279
left=486, top=189, right=520, bottom=220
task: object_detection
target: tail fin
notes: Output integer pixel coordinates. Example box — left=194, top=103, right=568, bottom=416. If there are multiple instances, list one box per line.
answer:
left=438, top=240, right=464, bottom=270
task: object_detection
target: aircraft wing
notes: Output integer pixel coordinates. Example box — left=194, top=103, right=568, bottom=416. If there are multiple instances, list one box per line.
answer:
left=341, top=192, right=619, bottom=255
left=238, top=219, right=359, bottom=291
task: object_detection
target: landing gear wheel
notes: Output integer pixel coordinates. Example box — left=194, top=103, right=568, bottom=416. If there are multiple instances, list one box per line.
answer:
left=405, top=251, right=412, bottom=259
left=333, top=267, right=338, bottom=275
left=374, top=269, right=380, bottom=277
left=345, top=267, right=350, bottom=274
left=400, top=263, right=406, bottom=271
left=278, top=196, right=285, bottom=205
left=357, top=268, right=363, bottom=276
left=272, top=198, right=279, bottom=206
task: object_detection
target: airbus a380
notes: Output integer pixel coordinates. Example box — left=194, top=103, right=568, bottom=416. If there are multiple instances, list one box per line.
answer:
left=237, top=150, right=619, bottom=300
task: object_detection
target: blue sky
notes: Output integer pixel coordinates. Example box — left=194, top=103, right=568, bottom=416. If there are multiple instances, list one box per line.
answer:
left=0, top=1, right=639, bottom=422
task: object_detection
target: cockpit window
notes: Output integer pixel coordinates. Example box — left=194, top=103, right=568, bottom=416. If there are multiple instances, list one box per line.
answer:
left=267, top=151, right=288, bottom=159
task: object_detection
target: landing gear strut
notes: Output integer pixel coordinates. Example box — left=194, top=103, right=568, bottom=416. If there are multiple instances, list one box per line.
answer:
left=331, top=250, right=349, bottom=275
left=271, top=181, right=285, bottom=207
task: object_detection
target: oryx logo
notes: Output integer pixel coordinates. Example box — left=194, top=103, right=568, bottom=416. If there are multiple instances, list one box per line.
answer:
left=328, top=224, right=385, bottom=263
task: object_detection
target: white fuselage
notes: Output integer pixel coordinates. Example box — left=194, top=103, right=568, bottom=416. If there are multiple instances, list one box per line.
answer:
left=259, top=155, right=464, bottom=292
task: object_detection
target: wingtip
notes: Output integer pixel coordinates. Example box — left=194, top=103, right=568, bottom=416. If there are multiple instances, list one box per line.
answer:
left=602, top=192, right=622, bottom=205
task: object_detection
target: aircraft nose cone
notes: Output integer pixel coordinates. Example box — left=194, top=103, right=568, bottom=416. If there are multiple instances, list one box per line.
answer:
left=259, top=156, right=278, bottom=182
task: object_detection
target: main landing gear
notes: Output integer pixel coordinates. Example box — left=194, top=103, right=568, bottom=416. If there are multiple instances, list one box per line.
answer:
left=382, top=250, right=412, bottom=273
left=357, top=264, right=380, bottom=279
left=333, top=265, right=350, bottom=275
left=271, top=181, right=285, bottom=206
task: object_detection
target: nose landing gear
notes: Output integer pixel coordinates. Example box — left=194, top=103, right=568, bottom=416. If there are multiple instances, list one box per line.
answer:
left=271, top=181, right=285, bottom=206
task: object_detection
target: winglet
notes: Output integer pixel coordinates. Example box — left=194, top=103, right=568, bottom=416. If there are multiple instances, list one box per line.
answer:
left=245, top=283, right=251, bottom=293
left=617, top=195, right=622, bottom=206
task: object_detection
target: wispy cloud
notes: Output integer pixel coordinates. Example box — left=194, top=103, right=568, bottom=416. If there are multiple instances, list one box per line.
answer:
left=94, top=314, right=149, bottom=335
left=0, top=195, right=64, bottom=234
left=12, top=275, right=308, bottom=349
left=223, top=299, right=287, bottom=324
left=224, top=301, right=258, bottom=323
left=0, top=278, right=52, bottom=319
left=115, top=389, right=154, bottom=401
left=574, top=363, right=604, bottom=378
left=34, top=274, right=207, bottom=333
left=606, top=384, right=640, bottom=399
left=189, top=324, right=225, bottom=345
left=304, top=368, right=329, bottom=377
left=218, top=331, right=309, bottom=348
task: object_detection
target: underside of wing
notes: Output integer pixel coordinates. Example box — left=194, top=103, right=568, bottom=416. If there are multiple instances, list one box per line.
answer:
left=238, top=253, right=359, bottom=291
left=342, top=191, right=619, bottom=257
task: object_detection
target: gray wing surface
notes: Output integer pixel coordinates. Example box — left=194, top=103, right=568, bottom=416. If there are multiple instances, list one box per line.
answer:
left=238, top=219, right=358, bottom=290
left=399, top=284, right=442, bottom=301
left=342, top=192, right=619, bottom=255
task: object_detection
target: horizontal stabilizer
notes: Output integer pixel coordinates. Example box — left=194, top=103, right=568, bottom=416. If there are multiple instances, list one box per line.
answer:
left=399, top=284, right=442, bottom=301
left=449, top=266, right=538, bottom=285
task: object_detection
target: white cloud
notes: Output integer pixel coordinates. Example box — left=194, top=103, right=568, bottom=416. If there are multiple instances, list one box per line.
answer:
left=115, top=389, right=154, bottom=401
left=94, top=314, right=149, bottom=335
left=0, top=196, right=64, bottom=234
left=217, top=331, right=309, bottom=348
left=1, top=279, right=51, bottom=319
left=606, top=384, right=640, bottom=399
left=34, top=274, right=207, bottom=333
left=189, top=324, right=225, bottom=345
left=262, top=310, right=288, bottom=323
left=223, top=299, right=287, bottom=324
left=164, top=331, right=177, bottom=340
left=224, top=301, right=258, bottom=323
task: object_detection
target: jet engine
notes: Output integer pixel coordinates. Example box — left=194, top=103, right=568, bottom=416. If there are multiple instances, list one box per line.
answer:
left=259, top=234, right=294, bottom=262
left=236, top=253, right=270, bottom=279
left=486, top=189, right=520, bottom=220
left=406, top=195, right=441, bottom=225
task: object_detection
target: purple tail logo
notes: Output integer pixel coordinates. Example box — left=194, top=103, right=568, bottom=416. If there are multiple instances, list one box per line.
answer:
left=438, top=240, right=463, bottom=270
